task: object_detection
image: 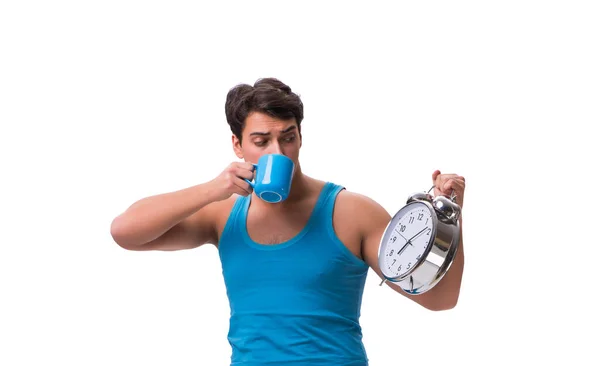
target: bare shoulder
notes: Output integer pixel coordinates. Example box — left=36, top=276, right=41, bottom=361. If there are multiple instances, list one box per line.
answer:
left=331, top=188, right=392, bottom=260
left=335, top=189, right=392, bottom=234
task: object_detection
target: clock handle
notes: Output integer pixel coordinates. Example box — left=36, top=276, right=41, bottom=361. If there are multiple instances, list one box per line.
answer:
left=435, top=197, right=461, bottom=223
left=429, top=185, right=461, bottom=223
left=427, top=185, right=458, bottom=202
left=450, top=189, right=457, bottom=202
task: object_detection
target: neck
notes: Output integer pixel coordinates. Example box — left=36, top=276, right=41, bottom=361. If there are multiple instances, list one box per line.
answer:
left=286, top=165, right=310, bottom=202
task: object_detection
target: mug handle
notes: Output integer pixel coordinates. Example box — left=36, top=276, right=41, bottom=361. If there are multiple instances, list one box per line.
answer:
left=244, top=164, right=258, bottom=188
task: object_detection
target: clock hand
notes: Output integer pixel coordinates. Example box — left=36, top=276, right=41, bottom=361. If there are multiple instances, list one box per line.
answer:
left=394, top=227, right=427, bottom=257
left=395, top=228, right=409, bottom=243
left=397, top=241, right=411, bottom=256
left=406, top=227, right=428, bottom=245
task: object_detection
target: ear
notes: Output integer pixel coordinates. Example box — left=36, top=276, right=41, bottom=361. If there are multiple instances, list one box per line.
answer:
left=299, top=131, right=303, bottom=148
left=232, top=134, right=244, bottom=159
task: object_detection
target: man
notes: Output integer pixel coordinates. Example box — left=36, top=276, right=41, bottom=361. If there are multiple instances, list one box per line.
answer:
left=110, top=78, right=466, bottom=365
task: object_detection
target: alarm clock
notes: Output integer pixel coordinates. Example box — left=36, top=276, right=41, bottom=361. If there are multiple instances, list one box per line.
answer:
left=377, top=185, right=461, bottom=295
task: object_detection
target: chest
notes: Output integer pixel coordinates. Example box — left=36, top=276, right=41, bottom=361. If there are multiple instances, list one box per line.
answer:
left=245, top=205, right=363, bottom=260
left=246, top=210, right=310, bottom=245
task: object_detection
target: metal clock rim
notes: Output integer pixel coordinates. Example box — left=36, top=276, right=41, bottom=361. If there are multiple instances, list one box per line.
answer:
left=401, top=217, right=460, bottom=295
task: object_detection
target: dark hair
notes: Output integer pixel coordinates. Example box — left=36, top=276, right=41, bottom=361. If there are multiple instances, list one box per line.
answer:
left=225, top=78, right=304, bottom=141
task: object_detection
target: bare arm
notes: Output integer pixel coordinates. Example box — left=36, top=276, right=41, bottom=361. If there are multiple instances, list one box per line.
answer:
left=110, top=162, right=255, bottom=251
left=361, top=171, right=466, bottom=310
left=110, top=182, right=221, bottom=251
left=361, top=197, right=465, bottom=310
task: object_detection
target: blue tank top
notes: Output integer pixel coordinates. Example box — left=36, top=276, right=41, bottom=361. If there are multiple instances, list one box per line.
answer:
left=218, top=182, right=370, bottom=366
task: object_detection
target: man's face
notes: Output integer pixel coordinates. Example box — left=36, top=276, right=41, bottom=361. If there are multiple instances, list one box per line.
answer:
left=233, top=111, right=302, bottom=166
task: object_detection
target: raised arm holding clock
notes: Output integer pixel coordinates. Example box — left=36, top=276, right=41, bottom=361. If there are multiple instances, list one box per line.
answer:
left=360, top=170, right=466, bottom=310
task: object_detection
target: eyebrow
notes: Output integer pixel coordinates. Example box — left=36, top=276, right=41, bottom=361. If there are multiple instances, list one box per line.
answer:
left=249, top=125, right=297, bottom=136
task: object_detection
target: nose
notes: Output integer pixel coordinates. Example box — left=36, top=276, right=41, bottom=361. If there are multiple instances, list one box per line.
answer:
left=268, top=142, right=283, bottom=155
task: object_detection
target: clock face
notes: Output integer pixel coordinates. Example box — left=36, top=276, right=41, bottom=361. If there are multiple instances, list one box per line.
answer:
left=381, top=202, right=435, bottom=279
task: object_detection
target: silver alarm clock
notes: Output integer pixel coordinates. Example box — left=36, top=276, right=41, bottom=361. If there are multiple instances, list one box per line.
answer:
left=377, top=185, right=461, bottom=295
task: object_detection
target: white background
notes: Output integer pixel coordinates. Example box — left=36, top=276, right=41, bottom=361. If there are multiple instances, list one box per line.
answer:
left=1, top=1, right=599, bottom=365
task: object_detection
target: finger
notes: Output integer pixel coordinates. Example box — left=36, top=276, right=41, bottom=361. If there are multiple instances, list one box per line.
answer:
left=230, top=161, right=254, bottom=172
left=235, top=167, right=255, bottom=181
left=440, top=178, right=465, bottom=206
left=241, top=162, right=256, bottom=171
left=432, top=170, right=443, bottom=196
left=439, top=175, right=456, bottom=195
left=234, top=186, right=251, bottom=196
left=447, top=178, right=465, bottom=206
left=435, top=174, right=463, bottom=196
left=432, top=170, right=441, bottom=183
left=443, top=179, right=464, bottom=195
left=233, top=177, right=253, bottom=195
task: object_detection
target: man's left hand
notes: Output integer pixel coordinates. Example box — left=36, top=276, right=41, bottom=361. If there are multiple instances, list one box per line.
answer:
left=431, top=170, right=466, bottom=208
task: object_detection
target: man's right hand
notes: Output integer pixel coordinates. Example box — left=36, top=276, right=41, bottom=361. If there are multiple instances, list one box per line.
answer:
left=209, top=162, right=255, bottom=202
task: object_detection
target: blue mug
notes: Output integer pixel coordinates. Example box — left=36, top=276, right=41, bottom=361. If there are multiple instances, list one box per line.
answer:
left=245, top=154, right=295, bottom=203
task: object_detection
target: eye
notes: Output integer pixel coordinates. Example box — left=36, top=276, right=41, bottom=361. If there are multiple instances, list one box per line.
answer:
left=254, top=140, right=267, bottom=147
left=283, top=135, right=296, bottom=143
